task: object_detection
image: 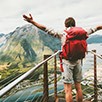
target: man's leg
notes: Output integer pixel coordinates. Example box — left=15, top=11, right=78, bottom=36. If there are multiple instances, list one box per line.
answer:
left=75, top=82, right=83, bottom=102
left=73, top=62, right=83, bottom=102
left=62, top=60, right=75, bottom=102
left=64, top=83, right=73, bottom=102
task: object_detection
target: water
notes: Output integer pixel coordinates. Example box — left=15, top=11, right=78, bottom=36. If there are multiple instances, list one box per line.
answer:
left=0, top=82, right=64, bottom=102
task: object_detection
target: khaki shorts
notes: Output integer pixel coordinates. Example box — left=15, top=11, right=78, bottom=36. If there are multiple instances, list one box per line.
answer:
left=62, top=59, right=82, bottom=84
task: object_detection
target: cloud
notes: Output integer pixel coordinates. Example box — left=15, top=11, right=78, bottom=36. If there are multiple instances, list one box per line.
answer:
left=0, top=0, right=102, bottom=34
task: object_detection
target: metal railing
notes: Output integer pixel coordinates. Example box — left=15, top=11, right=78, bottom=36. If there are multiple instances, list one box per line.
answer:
left=88, top=50, right=102, bottom=102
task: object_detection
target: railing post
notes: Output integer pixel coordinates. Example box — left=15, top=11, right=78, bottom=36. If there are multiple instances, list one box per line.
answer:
left=54, top=52, right=58, bottom=102
left=93, top=50, right=98, bottom=102
left=43, top=55, right=50, bottom=102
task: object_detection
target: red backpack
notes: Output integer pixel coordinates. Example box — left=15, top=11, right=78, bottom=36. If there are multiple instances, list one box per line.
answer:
left=59, top=27, right=88, bottom=71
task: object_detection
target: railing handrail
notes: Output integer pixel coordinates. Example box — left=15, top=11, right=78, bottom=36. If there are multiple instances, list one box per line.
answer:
left=88, top=50, right=102, bottom=59
left=0, top=50, right=61, bottom=97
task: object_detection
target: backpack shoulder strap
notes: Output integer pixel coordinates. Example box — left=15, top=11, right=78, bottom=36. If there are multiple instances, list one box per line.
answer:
left=64, top=27, right=88, bottom=40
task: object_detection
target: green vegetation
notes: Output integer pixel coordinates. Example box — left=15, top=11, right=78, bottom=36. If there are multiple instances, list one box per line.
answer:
left=0, top=25, right=61, bottom=86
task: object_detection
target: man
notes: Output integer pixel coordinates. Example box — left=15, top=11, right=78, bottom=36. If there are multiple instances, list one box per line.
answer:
left=23, top=14, right=102, bottom=102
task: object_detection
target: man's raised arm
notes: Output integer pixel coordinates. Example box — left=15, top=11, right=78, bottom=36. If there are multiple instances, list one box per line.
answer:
left=96, top=25, right=102, bottom=31
left=87, top=25, right=102, bottom=35
left=23, top=14, right=62, bottom=39
left=23, top=14, right=46, bottom=31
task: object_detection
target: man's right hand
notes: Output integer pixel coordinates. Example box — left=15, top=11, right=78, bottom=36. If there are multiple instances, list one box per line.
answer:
left=23, top=14, right=33, bottom=23
left=23, top=13, right=46, bottom=31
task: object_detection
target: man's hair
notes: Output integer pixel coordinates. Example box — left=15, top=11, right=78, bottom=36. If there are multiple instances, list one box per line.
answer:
left=64, top=17, right=76, bottom=28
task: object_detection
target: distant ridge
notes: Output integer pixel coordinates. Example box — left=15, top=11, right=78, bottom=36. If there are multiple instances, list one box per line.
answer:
left=0, top=33, right=5, bottom=37
left=87, top=34, right=102, bottom=44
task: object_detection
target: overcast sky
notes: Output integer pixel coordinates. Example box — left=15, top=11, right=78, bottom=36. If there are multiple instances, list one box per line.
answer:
left=0, top=0, right=102, bottom=34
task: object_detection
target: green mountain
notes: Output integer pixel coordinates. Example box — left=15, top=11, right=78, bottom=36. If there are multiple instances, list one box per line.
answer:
left=0, top=24, right=61, bottom=69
